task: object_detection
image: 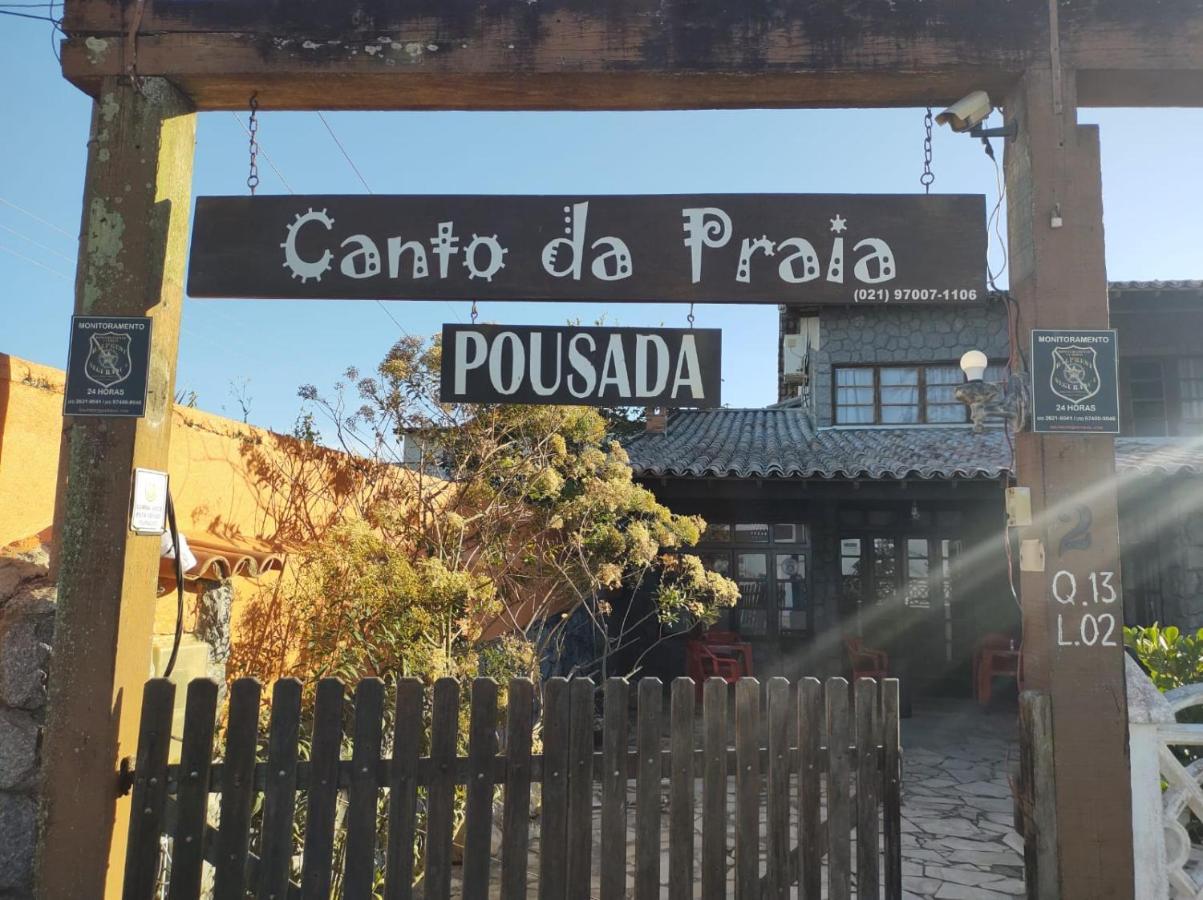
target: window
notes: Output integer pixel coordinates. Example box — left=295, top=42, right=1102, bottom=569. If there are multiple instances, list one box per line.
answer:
left=905, top=539, right=931, bottom=608
left=1179, top=359, right=1203, bottom=432
left=1120, top=357, right=1203, bottom=436
left=835, top=363, right=1008, bottom=425
left=696, top=522, right=810, bottom=637
left=1126, top=360, right=1169, bottom=436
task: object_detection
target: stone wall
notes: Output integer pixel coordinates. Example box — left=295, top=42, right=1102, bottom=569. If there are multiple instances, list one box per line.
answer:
left=0, top=548, right=53, bottom=899
left=779, top=301, right=1011, bottom=423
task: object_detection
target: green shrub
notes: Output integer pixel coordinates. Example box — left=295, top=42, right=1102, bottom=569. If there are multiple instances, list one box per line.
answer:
left=1125, top=623, right=1203, bottom=691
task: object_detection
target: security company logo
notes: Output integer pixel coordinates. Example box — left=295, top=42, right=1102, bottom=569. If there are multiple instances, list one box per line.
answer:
left=84, top=332, right=134, bottom=388
left=1049, top=345, right=1101, bottom=404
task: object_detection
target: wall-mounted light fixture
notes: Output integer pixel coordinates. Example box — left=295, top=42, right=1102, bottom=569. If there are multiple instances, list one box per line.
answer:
left=955, top=350, right=1029, bottom=434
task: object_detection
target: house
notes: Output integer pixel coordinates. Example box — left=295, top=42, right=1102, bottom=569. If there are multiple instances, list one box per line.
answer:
left=621, top=282, right=1203, bottom=696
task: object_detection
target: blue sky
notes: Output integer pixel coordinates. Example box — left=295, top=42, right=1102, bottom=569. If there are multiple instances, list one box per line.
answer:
left=2, top=20, right=1202, bottom=434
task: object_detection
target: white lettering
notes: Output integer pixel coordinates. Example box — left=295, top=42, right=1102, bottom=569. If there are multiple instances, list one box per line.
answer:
left=590, top=237, right=633, bottom=281
left=488, top=332, right=524, bottom=396
left=736, top=237, right=775, bottom=284
left=387, top=237, right=429, bottom=279
left=463, top=234, right=508, bottom=283
left=635, top=335, right=669, bottom=397
left=529, top=332, right=562, bottom=396
left=542, top=202, right=589, bottom=280
left=852, top=238, right=896, bottom=284
left=430, top=222, right=460, bottom=278
left=776, top=237, right=821, bottom=284
left=339, top=234, right=381, bottom=279
left=671, top=335, right=705, bottom=401
left=567, top=334, right=597, bottom=398
left=453, top=331, right=488, bottom=396
left=681, top=207, right=732, bottom=283
left=598, top=335, right=632, bottom=397
left=827, top=236, right=845, bottom=283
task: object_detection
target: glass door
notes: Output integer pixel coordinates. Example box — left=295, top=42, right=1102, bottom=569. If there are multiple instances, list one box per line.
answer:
left=697, top=522, right=810, bottom=640
left=840, top=533, right=958, bottom=685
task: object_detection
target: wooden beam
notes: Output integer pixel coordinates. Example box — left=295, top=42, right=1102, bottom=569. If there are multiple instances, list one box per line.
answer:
left=59, top=0, right=1203, bottom=110
left=1005, top=67, right=1133, bottom=899
left=36, top=76, right=195, bottom=900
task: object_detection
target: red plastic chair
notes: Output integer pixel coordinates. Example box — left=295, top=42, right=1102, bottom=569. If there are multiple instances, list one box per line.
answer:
left=974, top=633, right=1020, bottom=706
left=844, top=636, right=889, bottom=681
left=687, top=640, right=743, bottom=699
left=701, top=629, right=754, bottom=678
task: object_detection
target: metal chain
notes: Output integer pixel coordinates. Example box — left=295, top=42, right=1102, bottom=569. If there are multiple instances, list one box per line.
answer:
left=687, top=302, right=695, bottom=328
left=470, top=300, right=479, bottom=324
left=246, top=93, right=261, bottom=196
left=920, top=106, right=935, bottom=194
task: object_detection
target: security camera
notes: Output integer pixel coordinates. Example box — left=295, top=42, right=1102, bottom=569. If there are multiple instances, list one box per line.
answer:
left=936, top=91, right=993, bottom=133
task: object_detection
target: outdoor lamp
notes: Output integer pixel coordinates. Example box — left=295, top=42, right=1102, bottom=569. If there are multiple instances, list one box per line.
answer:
left=959, top=350, right=989, bottom=382
left=955, top=349, right=1029, bottom=434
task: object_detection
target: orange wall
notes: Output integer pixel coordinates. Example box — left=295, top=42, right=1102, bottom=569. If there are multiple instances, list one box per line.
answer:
left=0, top=351, right=398, bottom=676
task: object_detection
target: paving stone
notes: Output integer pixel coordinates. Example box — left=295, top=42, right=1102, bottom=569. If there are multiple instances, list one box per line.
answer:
left=915, top=818, right=983, bottom=838
left=924, top=864, right=1009, bottom=886
left=934, top=884, right=1014, bottom=900
left=903, top=876, right=944, bottom=895
left=948, top=848, right=1024, bottom=867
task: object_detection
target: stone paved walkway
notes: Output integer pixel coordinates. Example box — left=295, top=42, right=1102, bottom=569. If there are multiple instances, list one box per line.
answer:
left=901, top=699, right=1025, bottom=900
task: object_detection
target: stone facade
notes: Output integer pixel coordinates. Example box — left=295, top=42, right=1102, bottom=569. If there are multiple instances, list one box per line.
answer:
left=0, top=548, right=54, bottom=899
left=779, top=301, right=1011, bottom=426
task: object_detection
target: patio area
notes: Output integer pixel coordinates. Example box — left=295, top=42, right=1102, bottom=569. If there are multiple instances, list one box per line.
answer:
left=901, top=699, right=1025, bottom=900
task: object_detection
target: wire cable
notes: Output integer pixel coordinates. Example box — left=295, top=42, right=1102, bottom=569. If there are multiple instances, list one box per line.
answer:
left=229, top=113, right=295, bottom=194
left=0, top=223, right=74, bottom=261
left=313, top=111, right=462, bottom=323
left=0, top=8, right=57, bottom=21
left=316, top=111, right=374, bottom=195
left=0, top=243, right=70, bottom=279
left=0, top=197, right=74, bottom=238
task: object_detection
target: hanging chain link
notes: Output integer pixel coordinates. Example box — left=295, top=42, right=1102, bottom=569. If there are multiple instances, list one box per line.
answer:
left=920, top=106, right=935, bottom=195
left=470, top=300, right=479, bottom=324
left=687, top=302, right=695, bottom=329
left=246, top=93, right=261, bottom=196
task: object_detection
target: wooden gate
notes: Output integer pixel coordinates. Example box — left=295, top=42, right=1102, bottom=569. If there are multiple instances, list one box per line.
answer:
left=122, top=675, right=901, bottom=899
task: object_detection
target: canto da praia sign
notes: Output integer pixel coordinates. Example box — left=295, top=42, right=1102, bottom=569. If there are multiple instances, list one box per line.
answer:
left=187, top=194, right=986, bottom=305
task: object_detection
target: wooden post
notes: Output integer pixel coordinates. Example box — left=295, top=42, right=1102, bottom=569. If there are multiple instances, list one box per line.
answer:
left=1005, top=66, right=1133, bottom=899
left=36, top=75, right=195, bottom=900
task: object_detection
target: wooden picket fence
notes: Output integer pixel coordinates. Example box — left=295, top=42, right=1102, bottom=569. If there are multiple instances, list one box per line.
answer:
left=122, top=675, right=901, bottom=900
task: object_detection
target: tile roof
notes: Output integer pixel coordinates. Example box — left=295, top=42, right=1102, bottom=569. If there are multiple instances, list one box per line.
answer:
left=622, top=409, right=1203, bottom=480
left=1115, top=437, right=1203, bottom=476
left=1108, top=280, right=1203, bottom=294
left=623, top=409, right=1010, bottom=480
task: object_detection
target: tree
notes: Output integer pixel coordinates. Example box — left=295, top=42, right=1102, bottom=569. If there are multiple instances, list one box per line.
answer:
left=286, top=332, right=738, bottom=687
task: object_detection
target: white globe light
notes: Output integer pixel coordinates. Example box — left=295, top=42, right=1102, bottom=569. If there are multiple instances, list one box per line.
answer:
left=960, top=349, right=989, bottom=382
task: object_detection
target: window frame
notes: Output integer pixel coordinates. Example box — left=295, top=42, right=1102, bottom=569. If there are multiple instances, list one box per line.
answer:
left=694, top=521, right=811, bottom=638
left=832, top=362, right=1007, bottom=426
left=1119, top=355, right=1203, bottom=436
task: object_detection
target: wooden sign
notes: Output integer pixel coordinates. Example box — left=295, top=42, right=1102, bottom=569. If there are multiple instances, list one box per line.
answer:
left=188, top=194, right=986, bottom=306
left=440, top=324, right=721, bottom=407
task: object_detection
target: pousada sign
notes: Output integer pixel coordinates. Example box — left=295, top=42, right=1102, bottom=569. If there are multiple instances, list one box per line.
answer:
left=439, top=324, right=721, bottom=407
left=187, top=194, right=986, bottom=306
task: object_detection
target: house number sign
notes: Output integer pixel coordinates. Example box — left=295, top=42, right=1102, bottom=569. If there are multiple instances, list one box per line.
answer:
left=187, top=193, right=987, bottom=306
left=1054, top=569, right=1120, bottom=648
